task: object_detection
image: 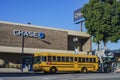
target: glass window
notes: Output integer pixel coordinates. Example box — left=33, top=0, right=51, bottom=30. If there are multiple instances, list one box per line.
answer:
left=82, top=58, right=85, bottom=62
left=70, top=57, right=73, bottom=62
left=53, top=56, right=56, bottom=61
left=75, top=57, right=77, bottom=61
left=86, top=58, right=89, bottom=62
left=62, top=57, right=65, bottom=62
left=33, top=56, right=41, bottom=64
left=57, top=56, right=61, bottom=62
left=93, top=58, right=96, bottom=62
left=66, top=57, right=69, bottom=62
left=42, top=56, right=46, bottom=62
left=48, top=56, right=51, bottom=61
left=38, top=56, right=41, bottom=63
left=78, top=57, right=81, bottom=62
left=90, top=58, right=92, bottom=62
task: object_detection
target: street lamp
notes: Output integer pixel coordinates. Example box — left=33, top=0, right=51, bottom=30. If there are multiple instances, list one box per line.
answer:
left=73, top=37, right=78, bottom=54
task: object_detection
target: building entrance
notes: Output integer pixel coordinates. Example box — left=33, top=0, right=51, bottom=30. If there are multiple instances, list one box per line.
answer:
left=22, top=56, right=33, bottom=71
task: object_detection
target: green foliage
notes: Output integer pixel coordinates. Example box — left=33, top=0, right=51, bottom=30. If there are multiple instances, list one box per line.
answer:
left=81, top=0, right=120, bottom=45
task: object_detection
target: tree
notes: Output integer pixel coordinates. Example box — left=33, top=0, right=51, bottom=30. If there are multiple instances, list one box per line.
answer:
left=81, top=0, right=120, bottom=49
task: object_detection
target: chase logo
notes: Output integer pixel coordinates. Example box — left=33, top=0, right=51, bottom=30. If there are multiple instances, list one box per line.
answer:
left=13, top=30, right=45, bottom=39
left=38, top=32, right=45, bottom=39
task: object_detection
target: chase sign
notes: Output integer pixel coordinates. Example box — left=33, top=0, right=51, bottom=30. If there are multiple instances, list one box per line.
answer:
left=13, top=30, right=45, bottom=39
left=74, top=8, right=83, bottom=21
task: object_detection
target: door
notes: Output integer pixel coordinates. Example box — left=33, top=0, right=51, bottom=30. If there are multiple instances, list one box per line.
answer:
left=22, top=56, right=33, bottom=71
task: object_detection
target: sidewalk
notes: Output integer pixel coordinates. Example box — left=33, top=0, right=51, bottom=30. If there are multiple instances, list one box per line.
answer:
left=115, top=68, right=120, bottom=73
left=0, top=68, right=30, bottom=73
left=0, top=68, right=21, bottom=73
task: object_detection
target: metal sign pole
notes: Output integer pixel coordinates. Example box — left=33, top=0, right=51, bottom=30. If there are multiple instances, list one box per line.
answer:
left=21, top=35, right=24, bottom=72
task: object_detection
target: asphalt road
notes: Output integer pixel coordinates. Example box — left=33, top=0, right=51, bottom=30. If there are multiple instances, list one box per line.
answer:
left=0, top=72, right=120, bottom=80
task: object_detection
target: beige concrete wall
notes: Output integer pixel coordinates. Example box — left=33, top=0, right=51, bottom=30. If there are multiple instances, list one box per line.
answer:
left=82, top=37, right=92, bottom=52
left=114, top=54, right=120, bottom=61
left=0, top=23, right=68, bottom=50
left=68, top=35, right=91, bottom=52
left=117, top=57, right=120, bottom=61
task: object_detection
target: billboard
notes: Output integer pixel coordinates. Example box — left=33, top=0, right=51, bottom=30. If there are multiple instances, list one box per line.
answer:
left=74, top=8, right=83, bottom=22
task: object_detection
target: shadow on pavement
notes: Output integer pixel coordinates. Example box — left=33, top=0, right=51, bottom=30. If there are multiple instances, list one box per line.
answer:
left=0, top=71, right=105, bottom=77
left=0, top=72, right=46, bottom=77
left=0, top=72, right=67, bottom=77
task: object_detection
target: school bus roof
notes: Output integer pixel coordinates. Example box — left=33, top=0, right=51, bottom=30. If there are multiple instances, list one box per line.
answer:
left=34, top=49, right=89, bottom=54
left=34, top=52, right=97, bottom=58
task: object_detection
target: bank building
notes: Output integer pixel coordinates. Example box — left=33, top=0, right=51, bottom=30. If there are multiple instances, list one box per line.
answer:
left=0, top=21, right=91, bottom=70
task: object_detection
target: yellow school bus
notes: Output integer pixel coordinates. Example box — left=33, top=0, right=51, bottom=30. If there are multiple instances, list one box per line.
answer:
left=33, top=52, right=98, bottom=73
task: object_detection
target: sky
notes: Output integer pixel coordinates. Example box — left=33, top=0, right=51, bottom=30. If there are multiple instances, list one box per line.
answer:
left=0, top=0, right=120, bottom=50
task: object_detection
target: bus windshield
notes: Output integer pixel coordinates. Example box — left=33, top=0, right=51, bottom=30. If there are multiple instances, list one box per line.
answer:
left=33, top=56, right=41, bottom=64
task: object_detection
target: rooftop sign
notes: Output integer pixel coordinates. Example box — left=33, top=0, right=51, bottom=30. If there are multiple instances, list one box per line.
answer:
left=74, top=8, right=83, bottom=21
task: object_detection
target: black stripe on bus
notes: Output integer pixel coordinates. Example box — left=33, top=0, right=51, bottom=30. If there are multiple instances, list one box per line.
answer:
left=41, top=66, right=74, bottom=68
left=50, top=64, right=74, bottom=65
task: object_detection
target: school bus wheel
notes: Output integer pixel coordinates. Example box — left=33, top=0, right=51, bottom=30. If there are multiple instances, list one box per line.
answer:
left=81, top=67, right=87, bottom=73
left=50, top=67, right=57, bottom=74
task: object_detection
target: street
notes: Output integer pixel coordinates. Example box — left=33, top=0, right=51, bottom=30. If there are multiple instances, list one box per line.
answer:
left=0, top=72, right=120, bottom=80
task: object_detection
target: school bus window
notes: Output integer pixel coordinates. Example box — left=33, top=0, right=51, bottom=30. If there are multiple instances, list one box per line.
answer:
left=33, top=56, right=40, bottom=64
left=70, top=57, right=73, bottom=62
left=66, top=57, right=69, bottom=62
left=57, top=56, right=61, bottom=62
left=53, top=56, right=56, bottom=61
left=90, top=58, right=92, bottom=62
left=48, top=56, right=51, bottom=61
left=75, top=57, right=77, bottom=61
left=38, top=56, right=41, bottom=60
left=78, top=57, right=81, bottom=62
left=86, top=58, right=89, bottom=62
left=62, top=57, right=65, bottom=62
left=93, top=58, right=96, bottom=62
left=42, top=56, right=46, bottom=62
left=82, top=58, right=85, bottom=62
